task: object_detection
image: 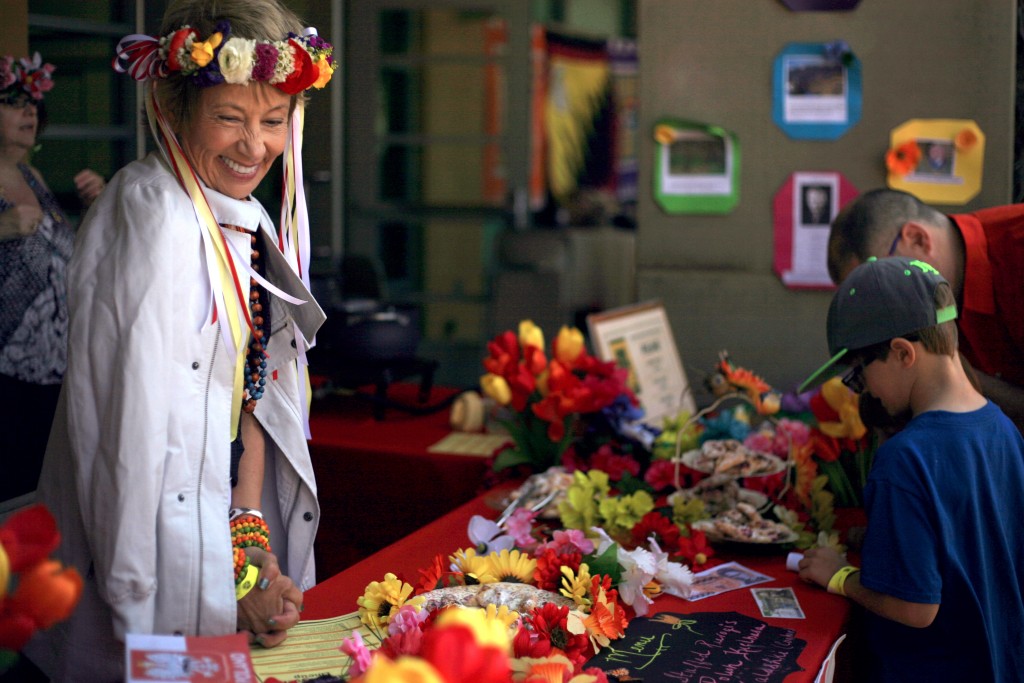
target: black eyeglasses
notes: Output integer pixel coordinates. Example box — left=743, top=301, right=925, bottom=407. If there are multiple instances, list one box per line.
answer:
left=841, top=363, right=867, bottom=394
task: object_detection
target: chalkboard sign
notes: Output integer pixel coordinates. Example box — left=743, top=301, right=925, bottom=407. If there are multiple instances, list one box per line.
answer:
left=587, top=611, right=805, bottom=682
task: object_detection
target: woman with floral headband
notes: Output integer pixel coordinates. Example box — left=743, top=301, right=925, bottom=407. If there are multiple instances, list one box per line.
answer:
left=26, top=0, right=334, bottom=678
left=0, top=53, right=105, bottom=503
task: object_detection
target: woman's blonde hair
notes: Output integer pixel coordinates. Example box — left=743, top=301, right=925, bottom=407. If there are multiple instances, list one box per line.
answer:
left=154, top=0, right=305, bottom=129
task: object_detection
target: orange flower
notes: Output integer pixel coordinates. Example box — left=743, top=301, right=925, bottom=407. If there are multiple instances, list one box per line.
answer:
left=8, top=560, right=83, bottom=630
left=954, top=128, right=978, bottom=152
left=886, top=140, right=921, bottom=176
left=791, top=441, right=820, bottom=510
left=312, top=58, right=335, bottom=89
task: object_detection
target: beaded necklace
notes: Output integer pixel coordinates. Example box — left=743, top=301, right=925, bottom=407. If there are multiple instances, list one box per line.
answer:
left=223, top=225, right=269, bottom=413
left=243, top=230, right=268, bottom=412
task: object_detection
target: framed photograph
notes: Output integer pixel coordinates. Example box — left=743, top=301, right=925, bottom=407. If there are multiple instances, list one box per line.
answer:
left=587, top=300, right=695, bottom=427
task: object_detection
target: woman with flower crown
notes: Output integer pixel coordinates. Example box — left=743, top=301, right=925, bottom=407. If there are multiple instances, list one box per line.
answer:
left=26, top=0, right=335, bottom=678
left=0, top=53, right=105, bottom=503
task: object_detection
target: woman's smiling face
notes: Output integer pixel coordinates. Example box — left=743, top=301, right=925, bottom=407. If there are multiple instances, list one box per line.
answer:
left=179, top=82, right=291, bottom=199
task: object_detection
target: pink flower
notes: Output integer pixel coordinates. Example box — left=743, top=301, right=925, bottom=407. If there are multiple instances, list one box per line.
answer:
left=339, top=631, right=373, bottom=678
left=535, top=528, right=594, bottom=556
left=505, top=508, right=539, bottom=549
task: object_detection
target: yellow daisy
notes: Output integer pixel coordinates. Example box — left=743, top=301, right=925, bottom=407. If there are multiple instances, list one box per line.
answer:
left=356, top=572, right=424, bottom=631
left=450, top=547, right=498, bottom=584
left=484, top=549, right=537, bottom=585
left=559, top=563, right=592, bottom=608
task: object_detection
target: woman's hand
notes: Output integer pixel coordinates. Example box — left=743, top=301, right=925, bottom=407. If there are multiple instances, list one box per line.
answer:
left=74, top=168, right=105, bottom=208
left=237, top=548, right=304, bottom=647
left=0, top=205, right=44, bottom=241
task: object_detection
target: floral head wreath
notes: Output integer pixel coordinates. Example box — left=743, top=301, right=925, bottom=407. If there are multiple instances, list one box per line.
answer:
left=113, top=20, right=334, bottom=94
left=0, top=53, right=55, bottom=104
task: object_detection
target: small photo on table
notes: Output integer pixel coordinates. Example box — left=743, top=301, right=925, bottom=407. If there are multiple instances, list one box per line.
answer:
left=751, top=587, right=807, bottom=619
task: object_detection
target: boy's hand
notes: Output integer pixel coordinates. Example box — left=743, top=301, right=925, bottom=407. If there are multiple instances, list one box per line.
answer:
left=798, top=546, right=847, bottom=589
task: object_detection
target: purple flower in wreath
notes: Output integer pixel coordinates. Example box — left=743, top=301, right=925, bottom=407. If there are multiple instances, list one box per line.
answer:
left=252, top=43, right=278, bottom=81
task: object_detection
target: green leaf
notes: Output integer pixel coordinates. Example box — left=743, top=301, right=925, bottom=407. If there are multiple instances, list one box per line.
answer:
left=585, top=543, right=623, bottom=584
left=493, top=447, right=532, bottom=471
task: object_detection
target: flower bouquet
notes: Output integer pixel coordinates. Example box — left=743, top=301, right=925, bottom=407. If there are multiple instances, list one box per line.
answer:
left=0, top=505, right=83, bottom=673
left=334, top=482, right=714, bottom=683
left=481, top=321, right=643, bottom=473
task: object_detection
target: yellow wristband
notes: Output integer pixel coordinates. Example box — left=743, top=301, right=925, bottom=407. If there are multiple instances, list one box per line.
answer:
left=827, top=565, right=860, bottom=596
left=235, top=563, right=260, bottom=601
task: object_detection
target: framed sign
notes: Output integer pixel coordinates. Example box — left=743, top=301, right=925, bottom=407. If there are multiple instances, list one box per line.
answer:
left=652, top=119, right=740, bottom=214
left=587, top=301, right=696, bottom=427
left=886, top=119, right=985, bottom=205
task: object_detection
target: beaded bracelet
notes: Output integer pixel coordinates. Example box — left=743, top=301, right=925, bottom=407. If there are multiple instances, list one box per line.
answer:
left=233, top=546, right=251, bottom=584
left=230, top=514, right=271, bottom=553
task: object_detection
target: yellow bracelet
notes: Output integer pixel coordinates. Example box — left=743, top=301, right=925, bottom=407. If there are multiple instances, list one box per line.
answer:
left=827, top=565, right=860, bottom=596
left=235, top=563, right=260, bottom=601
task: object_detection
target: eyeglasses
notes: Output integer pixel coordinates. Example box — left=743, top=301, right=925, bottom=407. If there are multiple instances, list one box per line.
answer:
left=841, top=363, right=867, bottom=394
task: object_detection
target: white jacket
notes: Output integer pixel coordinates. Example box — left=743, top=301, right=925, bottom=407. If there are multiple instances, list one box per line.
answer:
left=29, top=153, right=324, bottom=680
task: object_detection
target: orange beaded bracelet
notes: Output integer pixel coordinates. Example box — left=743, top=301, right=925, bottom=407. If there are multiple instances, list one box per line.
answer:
left=230, top=514, right=271, bottom=553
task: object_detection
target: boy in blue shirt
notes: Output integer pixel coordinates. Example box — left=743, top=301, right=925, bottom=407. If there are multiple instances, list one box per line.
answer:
left=798, top=256, right=1024, bottom=681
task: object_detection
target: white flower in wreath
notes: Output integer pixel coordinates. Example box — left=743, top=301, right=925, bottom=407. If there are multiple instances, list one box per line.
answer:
left=218, top=37, right=256, bottom=84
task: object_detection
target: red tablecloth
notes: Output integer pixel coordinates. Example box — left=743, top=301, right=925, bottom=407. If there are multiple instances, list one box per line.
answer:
left=304, top=492, right=857, bottom=682
left=308, top=384, right=490, bottom=578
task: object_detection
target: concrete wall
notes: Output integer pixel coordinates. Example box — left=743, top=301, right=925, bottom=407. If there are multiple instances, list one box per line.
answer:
left=636, top=0, right=1015, bottom=402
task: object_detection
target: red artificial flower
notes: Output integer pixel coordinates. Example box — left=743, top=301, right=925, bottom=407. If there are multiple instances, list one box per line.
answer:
left=0, top=504, right=61, bottom=571
left=520, top=603, right=590, bottom=669
left=418, top=624, right=513, bottom=683
left=643, top=459, right=685, bottom=492
left=533, top=548, right=581, bottom=592
left=274, top=40, right=319, bottom=95
left=630, top=512, right=681, bottom=553
left=588, top=446, right=640, bottom=482
left=416, top=553, right=464, bottom=593
left=676, top=527, right=715, bottom=568
left=484, top=331, right=521, bottom=378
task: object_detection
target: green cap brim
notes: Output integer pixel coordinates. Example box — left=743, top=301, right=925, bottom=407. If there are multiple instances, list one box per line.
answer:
left=797, top=347, right=848, bottom=393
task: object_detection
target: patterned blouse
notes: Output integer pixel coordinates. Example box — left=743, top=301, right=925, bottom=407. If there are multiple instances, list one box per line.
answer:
left=0, top=163, right=74, bottom=385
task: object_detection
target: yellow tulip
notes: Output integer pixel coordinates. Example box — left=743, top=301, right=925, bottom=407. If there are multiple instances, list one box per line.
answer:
left=518, top=319, right=544, bottom=352
left=480, top=373, right=512, bottom=406
left=818, top=377, right=867, bottom=440
left=554, top=326, right=585, bottom=364
left=191, top=32, right=223, bottom=67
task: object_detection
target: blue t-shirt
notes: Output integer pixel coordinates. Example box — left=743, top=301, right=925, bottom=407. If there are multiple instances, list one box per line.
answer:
left=860, top=401, right=1024, bottom=682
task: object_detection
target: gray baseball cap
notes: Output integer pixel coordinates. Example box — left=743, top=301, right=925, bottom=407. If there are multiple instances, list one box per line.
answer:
left=798, top=256, right=957, bottom=392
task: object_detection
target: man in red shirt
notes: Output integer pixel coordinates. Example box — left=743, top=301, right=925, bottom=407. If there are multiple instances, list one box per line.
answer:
left=828, top=188, right=1024, bottom=433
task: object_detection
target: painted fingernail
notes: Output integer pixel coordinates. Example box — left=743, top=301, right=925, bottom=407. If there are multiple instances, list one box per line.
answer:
left=267, top=618, right=277, bottom=627
left=258, top=577, right=270, bottom=591
left=299, top=603, right=305, bottom=612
